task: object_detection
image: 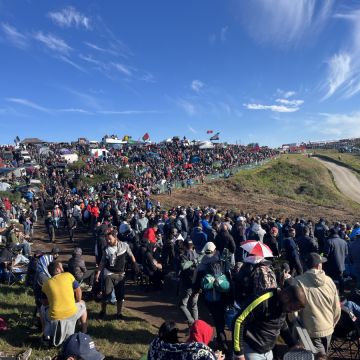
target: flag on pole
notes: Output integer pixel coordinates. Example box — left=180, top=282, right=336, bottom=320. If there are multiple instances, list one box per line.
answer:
left=206, top=130, right=213, bottom=134
left=142, top=132, right=150, bottom=141
left=210, top=132, right=220, bottom=141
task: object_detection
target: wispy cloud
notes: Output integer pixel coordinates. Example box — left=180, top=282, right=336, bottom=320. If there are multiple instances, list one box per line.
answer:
left=188, top=125, right=197, bottom=134
left=33, top=31, right=71, bottom=53
left=6, top=97, right=51, bottom=113
left=48, top=6, right=91, bottom=30
left=209, top=25, right=229, bottom=45
left=58, top=108, right=93, bottom=114
left=1, top=23, right=28, bottom=49
left=112, top=62, right=133, bottom=77
left=79, top=54, right=101, bottom=65
left=177, top=99, right=197, bottom=116
left=238, top=0, right=333, bottom=46
left=322, top=9, right=360, bottom=99
left=277, top=90, right=297, bottom=98
left=305, top=112, right=360, bottom=138
left=191, top=80, right=204, bottom=93
left=84, top=41, right=118, bottom=56
left=244, top=103, right=300, bottom=113
left=6, top=97, right=92, bottom=115
left=97, top=110, right=161, bottom=115
left=56, top=55, right=86, bottom=72
left=275, top=98, right=304, bottom=106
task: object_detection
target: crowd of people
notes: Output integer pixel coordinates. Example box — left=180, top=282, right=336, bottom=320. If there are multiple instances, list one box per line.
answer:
left=0, top=140, right=360, bottom=360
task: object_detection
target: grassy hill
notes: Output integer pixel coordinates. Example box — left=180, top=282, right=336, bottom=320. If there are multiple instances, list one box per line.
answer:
left=312, top=149, right=360, bottom=173
left=232, top=154, right=357, bottom=207
left=154, top=154, right=360, bottom=221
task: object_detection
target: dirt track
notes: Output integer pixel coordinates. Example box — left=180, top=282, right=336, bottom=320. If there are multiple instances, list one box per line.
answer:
left=315, top=158, right=360, bottom=204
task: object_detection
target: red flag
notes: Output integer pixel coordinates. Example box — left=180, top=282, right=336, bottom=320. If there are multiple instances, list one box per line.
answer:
left=142, top=132, right=150, bottom=141
left=206, top=130, right=213, bottom=134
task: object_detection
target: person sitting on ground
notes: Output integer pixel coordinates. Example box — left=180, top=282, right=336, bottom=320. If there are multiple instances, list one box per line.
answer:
left=147, top=320, right=219, bottom=360
left=51, top=332, right=104, bottom=360
left=137, top=239, right=163, bottom=289
left=68, top=247, right=95, bottom=290
left=41, top=261, right=88, bottom=346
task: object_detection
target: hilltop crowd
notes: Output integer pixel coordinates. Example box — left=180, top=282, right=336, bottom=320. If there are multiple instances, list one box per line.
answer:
left=0, top=141, right=359, bottom=360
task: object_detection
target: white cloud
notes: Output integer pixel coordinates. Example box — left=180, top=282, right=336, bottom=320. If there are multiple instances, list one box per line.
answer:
left=33, top=32, right=71, bottom=53
left=97, top=110, right=161, bottom=115
left=238, top=0, right=333, bottom=45
left=48, top=6, right=91, bottom=30
left=306, top=112, right=360, bottom=138
left=56, top=55, right=86, bottom=72
left=188, top=125, right=197, bottom=134
left=209, top=25, right=229, bottom=45
left=322, top=9, right=360, bottom=99
left=244, top=103, right=300, bottom=113
left=322, top=52, right=352, bottom=99
left=79, top=54, right=100, bottom=65
left=283, top=91, right=296, bottom=98
left=84, top=42, right=117, bottom=55
left=191, top=80, right=204, bottom=93
left=1, top=23, right=28, bottom=48
left=220, top=26, right=229, bottom=42
left=276, top=98, right=304, bottom=106
left=177, top=99, right=197, bottom=116
left=112, top=62, right=133, bottom=77
left=6, top=97, right=50, bottom=113
left=58, top=108, right=93, bottom=114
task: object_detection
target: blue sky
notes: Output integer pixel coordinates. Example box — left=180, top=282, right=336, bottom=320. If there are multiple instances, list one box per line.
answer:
left=1, top=0, right=360, bottom=147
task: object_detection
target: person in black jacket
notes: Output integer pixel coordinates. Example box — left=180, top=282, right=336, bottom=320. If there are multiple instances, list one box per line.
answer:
left=232, top=285, right=306, bottom=360
left=215, top=223, right=235, bottom=256
left=296, top=226, right=318, bottom=269
left=283, top=228, right=303, bottom=276
left=68, top=247, right=95, bottom=288
left=323, top=228, right=348, bottom=295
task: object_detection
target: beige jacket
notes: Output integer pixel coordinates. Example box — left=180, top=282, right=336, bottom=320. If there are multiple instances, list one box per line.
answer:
left=295, top=268, right=341, bottom=338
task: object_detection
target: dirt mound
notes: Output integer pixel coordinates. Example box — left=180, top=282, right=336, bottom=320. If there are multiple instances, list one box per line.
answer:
left=153, top=178, right=358, bottom=222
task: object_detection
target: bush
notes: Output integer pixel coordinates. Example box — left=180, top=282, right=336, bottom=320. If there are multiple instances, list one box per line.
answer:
left=0, top=190, right=22, bottom=202
left=118, top=167, right=132, bottom=179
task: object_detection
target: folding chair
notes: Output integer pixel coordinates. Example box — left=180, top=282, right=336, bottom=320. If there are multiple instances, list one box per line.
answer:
left=329, top=308, right=360, bottom=360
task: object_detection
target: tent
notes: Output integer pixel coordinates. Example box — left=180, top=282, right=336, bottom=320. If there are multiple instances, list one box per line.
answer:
left=0, top=182, right=11, bottom=191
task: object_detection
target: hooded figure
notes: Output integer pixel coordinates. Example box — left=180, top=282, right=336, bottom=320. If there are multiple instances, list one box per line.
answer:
left=188, top=320, right=214, bottom=345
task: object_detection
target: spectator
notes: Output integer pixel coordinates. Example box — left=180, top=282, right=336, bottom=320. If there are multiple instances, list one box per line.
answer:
left=232, top=284, right=306, bottom=360
left=41, top=261, right=88, bottom=346
left=295, top=253, right=341, bottom=356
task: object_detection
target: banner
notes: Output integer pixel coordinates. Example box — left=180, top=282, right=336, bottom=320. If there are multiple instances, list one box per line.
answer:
left=142, top=132, right=150, bottom=141
left=210, top=132, right=220, bottom=141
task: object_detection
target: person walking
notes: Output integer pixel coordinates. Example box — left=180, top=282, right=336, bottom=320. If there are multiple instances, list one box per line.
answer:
left=96, top=229, right=139, bottom=319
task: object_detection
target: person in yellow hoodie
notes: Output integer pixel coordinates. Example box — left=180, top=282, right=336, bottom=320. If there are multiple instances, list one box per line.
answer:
left=295, top=253, right=341, bottom=356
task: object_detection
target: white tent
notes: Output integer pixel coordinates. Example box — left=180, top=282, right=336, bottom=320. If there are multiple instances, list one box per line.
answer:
left=0, top=182, right=11, bottom=191
left=198, top=141, right=214, bottom=149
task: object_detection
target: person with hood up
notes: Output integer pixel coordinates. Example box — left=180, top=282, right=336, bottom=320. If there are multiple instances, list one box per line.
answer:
left=193, top=242, right=229, bottom=354
left=146, top=320, right=219, bottom=360
left=68, top=247, right=95, bottom=290
left=295, top=253, right=341, bottom=356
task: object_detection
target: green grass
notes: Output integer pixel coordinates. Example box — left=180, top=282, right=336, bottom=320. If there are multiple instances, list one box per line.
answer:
left=313, top=149, right=360, bottom=173
left=232, top=154, right=360, bottom=208
left=0, top=284, right=156, bottom=360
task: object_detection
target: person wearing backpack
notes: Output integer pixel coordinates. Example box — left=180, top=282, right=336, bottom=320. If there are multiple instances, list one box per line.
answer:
left=193, top=242, right=230, bottom=354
